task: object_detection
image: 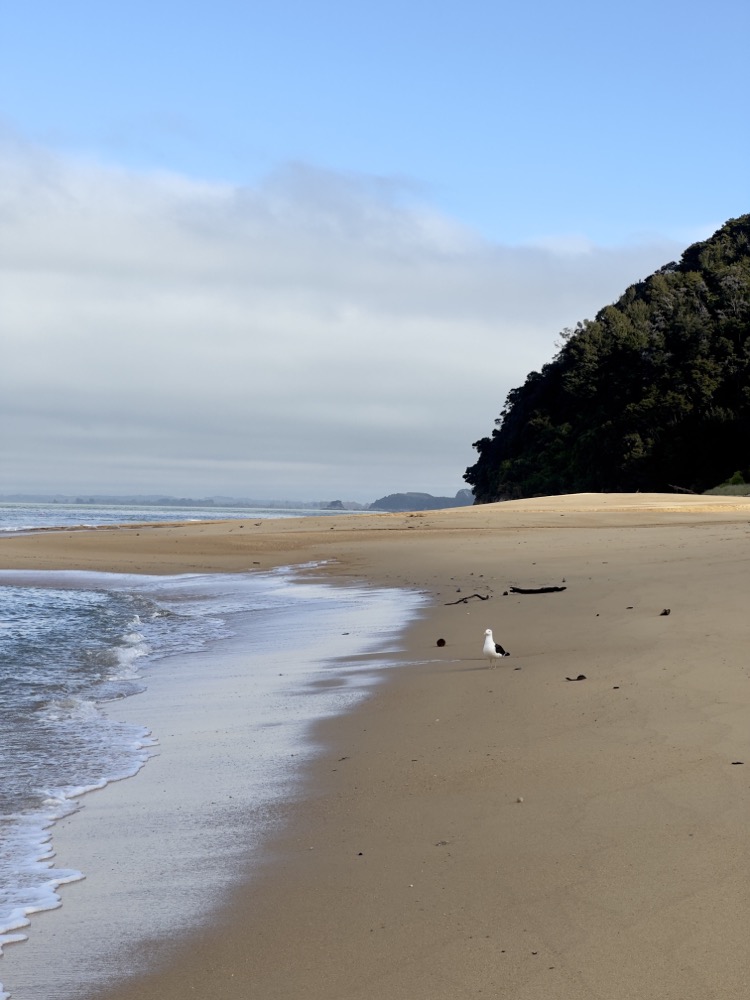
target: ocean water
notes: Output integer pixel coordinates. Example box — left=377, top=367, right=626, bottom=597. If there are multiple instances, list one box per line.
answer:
left=0, top=500, right=344, bottom=533
left=0, top=505, right=425, bottom=1000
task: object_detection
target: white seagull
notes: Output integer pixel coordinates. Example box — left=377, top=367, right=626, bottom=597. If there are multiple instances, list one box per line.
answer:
left=483, top=628, right=510, bottom=667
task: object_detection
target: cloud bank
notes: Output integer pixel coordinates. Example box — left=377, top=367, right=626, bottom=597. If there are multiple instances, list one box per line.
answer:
left=2, top=140, right=684, bottom=501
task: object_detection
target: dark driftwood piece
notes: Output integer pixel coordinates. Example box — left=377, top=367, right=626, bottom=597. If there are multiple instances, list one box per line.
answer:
left=444, top=593, right=490, bottom=605
left=509, top=585, right=567, bottom=595
left=668, top=484, right=698, bottom=494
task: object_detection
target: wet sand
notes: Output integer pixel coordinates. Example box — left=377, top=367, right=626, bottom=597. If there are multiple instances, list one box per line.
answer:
left=2, top=494, right=750, bottom=999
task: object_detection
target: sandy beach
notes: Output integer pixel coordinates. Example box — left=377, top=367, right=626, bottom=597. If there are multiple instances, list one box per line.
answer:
left=2, top=493, right=750, bottom=999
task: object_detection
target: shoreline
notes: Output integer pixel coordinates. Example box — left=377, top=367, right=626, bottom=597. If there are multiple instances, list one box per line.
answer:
left=2, top=495, right=750, bottom=999
left=0, top=568, right=425, bottom=1000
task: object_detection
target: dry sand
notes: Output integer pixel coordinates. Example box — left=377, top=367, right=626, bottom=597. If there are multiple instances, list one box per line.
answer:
left=2, top=493, right=750, bottom=999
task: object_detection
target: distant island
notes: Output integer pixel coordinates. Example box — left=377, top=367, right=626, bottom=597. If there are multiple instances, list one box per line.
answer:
left=465, top=214, right=750, bottom=502
left=369, top=490, right=473, bottom=512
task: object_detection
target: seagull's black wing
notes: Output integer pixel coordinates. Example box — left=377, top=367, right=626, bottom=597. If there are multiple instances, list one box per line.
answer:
left=494, top=642, right=509, bottom=656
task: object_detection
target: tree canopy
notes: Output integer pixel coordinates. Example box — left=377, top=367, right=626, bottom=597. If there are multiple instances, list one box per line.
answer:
left=465, top=214, right=750, bottom=502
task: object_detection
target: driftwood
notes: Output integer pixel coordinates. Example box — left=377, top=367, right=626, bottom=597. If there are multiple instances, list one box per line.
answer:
left=444, top=593, right=490, bottom=605
left=509, top=585, right=567, bottom=595
left=668, top=484, right=698, bottom=494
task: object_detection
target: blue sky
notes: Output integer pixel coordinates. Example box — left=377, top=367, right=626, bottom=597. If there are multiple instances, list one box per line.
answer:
left=2, top=1, right=748, bottom=500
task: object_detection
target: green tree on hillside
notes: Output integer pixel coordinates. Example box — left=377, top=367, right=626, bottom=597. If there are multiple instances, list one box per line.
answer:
left=465, top=215, right=750, bottom=501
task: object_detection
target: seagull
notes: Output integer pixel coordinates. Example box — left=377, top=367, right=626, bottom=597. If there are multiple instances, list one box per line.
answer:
left=483, top=628, right=510, bottom=667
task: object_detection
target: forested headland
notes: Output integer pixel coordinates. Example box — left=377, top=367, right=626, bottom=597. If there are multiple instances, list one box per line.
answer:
left=465, top=215, right=750, bottom=502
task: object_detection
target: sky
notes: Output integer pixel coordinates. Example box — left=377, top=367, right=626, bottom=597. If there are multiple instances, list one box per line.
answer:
left=2, top=0, right=748, bottom=503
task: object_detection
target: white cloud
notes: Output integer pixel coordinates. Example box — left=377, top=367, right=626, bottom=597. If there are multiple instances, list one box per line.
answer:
left=1, top=140, right=685, bottom=501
